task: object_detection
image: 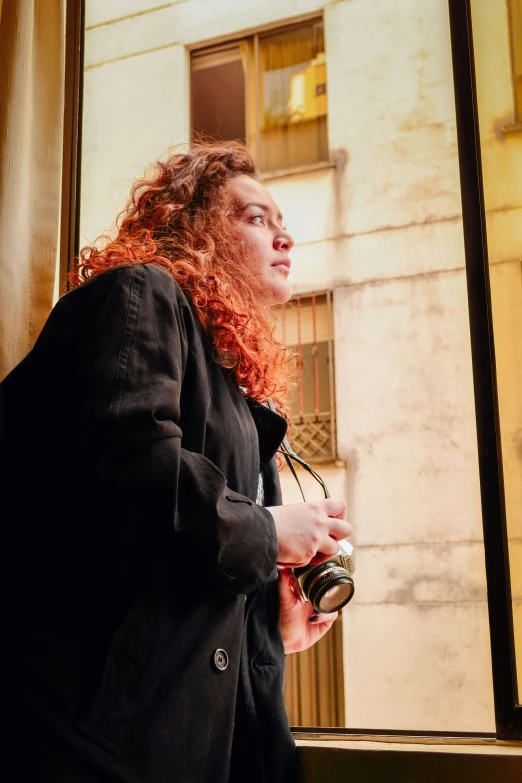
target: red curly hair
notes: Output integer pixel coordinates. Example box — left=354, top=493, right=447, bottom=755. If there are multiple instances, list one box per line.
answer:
left=71, top=141, right=291, bottom=420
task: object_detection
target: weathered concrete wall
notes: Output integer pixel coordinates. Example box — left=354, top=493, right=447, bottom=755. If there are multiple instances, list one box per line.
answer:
left=81, top=0, right=499, bottom=731
left=332, top=273, right=490, bottom=730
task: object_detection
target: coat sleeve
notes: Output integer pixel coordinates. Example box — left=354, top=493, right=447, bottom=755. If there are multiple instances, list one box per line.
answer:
left=63, top=263, right=279, bottom=596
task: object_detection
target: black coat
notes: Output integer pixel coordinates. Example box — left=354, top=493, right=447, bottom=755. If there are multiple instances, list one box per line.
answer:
left=1, top=263, right=296, bottom=783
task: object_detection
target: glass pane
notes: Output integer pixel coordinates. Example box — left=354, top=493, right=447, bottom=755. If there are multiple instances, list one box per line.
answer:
left=269, top=3, right=495, bottom=731
left=191, top=48, right=246, bottom=142
left=80, top=0, right=496, bottom=735
left=258, top=22, right=328, bottom=171
left=471, top=0, right=522, bottom=705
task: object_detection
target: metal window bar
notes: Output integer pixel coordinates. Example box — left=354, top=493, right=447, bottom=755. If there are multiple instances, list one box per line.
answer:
left=296, top=296, right=304, bottom=417
left=312, top=294, right=320, bottom=417
left=326, top=289, right=337, bottom=460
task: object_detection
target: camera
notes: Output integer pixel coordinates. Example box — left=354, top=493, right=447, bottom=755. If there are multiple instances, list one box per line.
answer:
left=293, top=539, right=355, bottom=614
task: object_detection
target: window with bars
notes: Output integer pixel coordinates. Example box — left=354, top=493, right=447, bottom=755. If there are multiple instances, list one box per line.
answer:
left=190, top=18, right=328, bottom=172
left=276, top=292, right=336, bottom=463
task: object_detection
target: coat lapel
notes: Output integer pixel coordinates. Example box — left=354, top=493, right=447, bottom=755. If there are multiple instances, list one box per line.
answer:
left=246, top=400, right=288, bottom=471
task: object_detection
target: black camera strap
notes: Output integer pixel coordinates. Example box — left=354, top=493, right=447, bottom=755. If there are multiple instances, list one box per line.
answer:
left=267, top=399, right=330, bottom=501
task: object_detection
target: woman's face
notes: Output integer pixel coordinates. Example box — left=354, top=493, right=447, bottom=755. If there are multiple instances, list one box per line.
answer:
left=225, top=174, right=294, bottom=306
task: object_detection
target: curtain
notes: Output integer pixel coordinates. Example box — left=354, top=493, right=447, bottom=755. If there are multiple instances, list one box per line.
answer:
left=260, top=25, right=324, bottom=125
left=0, top=0, right=65, bottom=380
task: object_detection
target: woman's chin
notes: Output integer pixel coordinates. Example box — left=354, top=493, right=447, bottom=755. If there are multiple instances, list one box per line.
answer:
left=267, top=280, right=292, bottom=307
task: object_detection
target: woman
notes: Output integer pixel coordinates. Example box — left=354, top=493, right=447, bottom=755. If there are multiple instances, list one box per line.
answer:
left=2, top=142, right=351, bottom=782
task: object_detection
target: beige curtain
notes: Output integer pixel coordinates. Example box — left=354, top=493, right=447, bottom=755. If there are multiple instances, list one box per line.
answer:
left=0, top=0, right=65, bottom=380
left=259, top=24, right=324, bottom=126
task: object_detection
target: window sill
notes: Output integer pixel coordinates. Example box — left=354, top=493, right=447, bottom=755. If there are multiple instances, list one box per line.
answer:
left=295, top=735, right=521, bottom=752
left=501, top=121, right=522, bottom=135
left=295, top=736, right=522, bottom=783
left=259, top=160, right=337, bottom=182
left=301, top=458, right=344, bottom=468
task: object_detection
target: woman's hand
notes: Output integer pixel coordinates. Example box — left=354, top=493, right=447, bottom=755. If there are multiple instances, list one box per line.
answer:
left=278, top=567, right=338, bottom=653
left=266, top=499, right=351, bottom=567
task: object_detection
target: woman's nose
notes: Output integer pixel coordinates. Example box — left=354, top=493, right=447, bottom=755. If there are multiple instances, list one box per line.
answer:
left=274, top=230, right=294, bottom=253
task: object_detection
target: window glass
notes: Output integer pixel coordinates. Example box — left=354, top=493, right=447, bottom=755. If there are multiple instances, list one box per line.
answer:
left=190, top=20, right=328, bottom=172
left=191, top=47, right=246, bottom=143
left=258, top=22, right=328, bottom=171
left=80, top=0, right=509, bottom=735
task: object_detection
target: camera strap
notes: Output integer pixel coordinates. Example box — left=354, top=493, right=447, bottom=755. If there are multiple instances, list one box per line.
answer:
left=267, top=399, right=330, bottom=501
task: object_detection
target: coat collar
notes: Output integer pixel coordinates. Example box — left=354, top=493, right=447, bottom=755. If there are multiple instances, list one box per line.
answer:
left=246, top=399, right=288, bottom=470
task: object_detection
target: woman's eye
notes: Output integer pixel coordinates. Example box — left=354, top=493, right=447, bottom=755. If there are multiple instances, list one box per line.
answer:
left=250, top=214, right=265, bottom=225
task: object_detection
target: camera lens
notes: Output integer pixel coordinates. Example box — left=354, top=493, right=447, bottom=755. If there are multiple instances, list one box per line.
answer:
left=317, top=580, right=354, bottom=613
left=301, top=564, right=355, bottom=614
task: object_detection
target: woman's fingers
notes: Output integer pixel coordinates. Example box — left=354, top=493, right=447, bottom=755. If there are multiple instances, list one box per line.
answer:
left=314, top=535, right=341, bottom=558
left=278, top=566, right=341, bottom=652
left=308, top=550, right=338, bottom=566
left=267, top=499, right=353, bottom=567
left=309, top=610, right=338, bottom=625
left=323, top=498, right=347, bottom=519
left=327, top=517, right=353, bottom=541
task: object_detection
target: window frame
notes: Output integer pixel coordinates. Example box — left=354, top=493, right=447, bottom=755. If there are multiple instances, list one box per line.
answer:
left=189, top=14, right=329, bottom=174
left=61, top=0, right=85, bottom=294
left=449, top=0, right=521, bottom=740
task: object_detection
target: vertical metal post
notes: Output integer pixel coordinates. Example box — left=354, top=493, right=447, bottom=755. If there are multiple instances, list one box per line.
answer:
left=312, top=294, right=320, bottom=417
left=326, top=289, right=336, bottom=459
left=296, top=296, right=304, bottom=419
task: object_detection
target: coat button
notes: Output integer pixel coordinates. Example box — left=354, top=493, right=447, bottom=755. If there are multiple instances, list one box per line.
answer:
left=213, top=649, right=229, bottom=671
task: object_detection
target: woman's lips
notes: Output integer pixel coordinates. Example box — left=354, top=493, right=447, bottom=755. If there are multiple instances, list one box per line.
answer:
left=272, top=258, right=291, bottom=270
